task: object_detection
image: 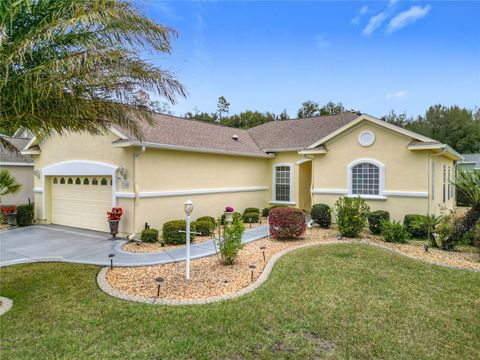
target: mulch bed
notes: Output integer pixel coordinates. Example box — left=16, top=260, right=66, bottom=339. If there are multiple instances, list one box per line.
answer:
left=107, top=227, right=479, bottom=301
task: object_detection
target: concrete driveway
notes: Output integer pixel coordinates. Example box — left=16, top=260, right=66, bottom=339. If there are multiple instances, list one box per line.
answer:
left=0, top=224, right=268, bottom=267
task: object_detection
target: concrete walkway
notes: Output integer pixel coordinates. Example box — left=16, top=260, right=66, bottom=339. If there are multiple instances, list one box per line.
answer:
left=0, top=224, right=269, bottom=267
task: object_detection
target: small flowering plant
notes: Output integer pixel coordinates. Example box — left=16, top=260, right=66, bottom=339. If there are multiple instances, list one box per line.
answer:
left=225, top=206, right=234, bottom=212
left=2, top=205, right=16, bottom=215
left=107, top=207, right=123, bottom=221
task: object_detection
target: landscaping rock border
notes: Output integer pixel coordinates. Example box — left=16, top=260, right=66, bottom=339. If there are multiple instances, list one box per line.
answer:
left=0, top=296, right=13, bottom=315
left=97, top=239, right=479, bottom=306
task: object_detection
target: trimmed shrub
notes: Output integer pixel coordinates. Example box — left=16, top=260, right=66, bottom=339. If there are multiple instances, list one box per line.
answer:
left=262, top=204, right=288, bottom=217
left=310, top=204, right=331, bottom=228
left=196, top=216, right=215, bottom=226
left=269, top=207, right=306, bottom=240
left=218, top=217, right=245, bottom=265
left=381, top=220, right=409, bottom=243
left=195, top=220, right=214, bottom=236
left=404, top=214, right=429, bottom=239
left=162, top=220, right=196, bottom=245
left=141, top=228, right=159, bottom=243
left=368, top=210, right=390, bottom=235
left=16, top=204, right=34, bottom=227
left=243, top=207, right=260, bottom=215
left=334, top=196, right=370, bottom=238
left=243, top=212, right=259, bottom=223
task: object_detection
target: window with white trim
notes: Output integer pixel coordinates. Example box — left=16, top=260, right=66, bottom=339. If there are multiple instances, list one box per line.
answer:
left=443, top=165, right=446, bottom=203
left=431, top=161, right=435, bottom=201
left=448, top=166, right=451, bottom=200
left=351, top=162, right=380, bottom=195
left=273, top=165, right=292, bottom=202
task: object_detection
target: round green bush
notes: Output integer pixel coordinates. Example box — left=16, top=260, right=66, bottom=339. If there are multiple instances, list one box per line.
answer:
left=196, top=216, right=216, bottom=226
left=404, top=214, right=429, bottom=239
left=368, top=210, right=390, bottom=235
left=195, top=220, right=214, bottom=236
left=243, top=212, right=259, bottom=223
left=334, top=196, right=370, bottom=238
left=243, top=207, right=260, bottom=215
left=141, top=228, right=159, bottom=243
left=162, top=220, right=196, bottom=245
left=310, top=204, right=331, bottom=228
left=381, top=220, right=409, bottom=243
left=16, top=204, right=34, bottom=227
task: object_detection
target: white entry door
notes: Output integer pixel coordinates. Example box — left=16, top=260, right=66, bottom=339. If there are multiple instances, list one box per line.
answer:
left=51, top=176, right=112, bottom=232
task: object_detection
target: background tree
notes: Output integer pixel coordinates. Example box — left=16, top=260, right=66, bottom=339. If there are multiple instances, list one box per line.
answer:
left=319, top=101, right=347, bottom=115
left=382, top=105, right=480, bottom=153
left=297, top=100, right=321, bottom=118
left=216, top=96, right=230, bottom=122
left=0, top=169, right=21, bottom=206
left=0, top=0, right=186, bottom=148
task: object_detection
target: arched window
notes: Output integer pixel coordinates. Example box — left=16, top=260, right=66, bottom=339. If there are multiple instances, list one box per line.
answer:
left=348, top=159, right=384, bottom=197
left=100, top=178, right=108, bottom=186
left=83, top=178, right=90, bottom=185
left=92, top=178, right=99, bottom=185
left=53, top=177, right=58, bottom=184
left=60, top=177, right=65, bottom=184
left=75, top=178, right=81, bottom=185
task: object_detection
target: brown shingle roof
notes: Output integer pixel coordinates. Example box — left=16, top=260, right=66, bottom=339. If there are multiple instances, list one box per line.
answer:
left=247, top=113, right=359, bottom=151
left=115, top=114, right=267, bottom=156
left=0, top=136, right=33, bottom=164
left=113, top=112, right=361, bottom=155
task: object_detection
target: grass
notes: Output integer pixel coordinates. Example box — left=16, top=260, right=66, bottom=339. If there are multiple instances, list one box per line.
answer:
left=1, top=244, right=479, bottom=359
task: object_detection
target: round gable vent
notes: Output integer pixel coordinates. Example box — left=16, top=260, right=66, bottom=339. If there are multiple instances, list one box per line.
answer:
left=358, top=130, right=375, bottom=147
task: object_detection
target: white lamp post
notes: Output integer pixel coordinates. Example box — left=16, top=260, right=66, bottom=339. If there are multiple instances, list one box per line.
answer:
left=184, top=199, right=193, bottom=280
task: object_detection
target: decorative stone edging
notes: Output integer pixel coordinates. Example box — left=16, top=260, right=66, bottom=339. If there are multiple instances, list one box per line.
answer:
left=0, top=296, right=13, bottom=316
left=97, top=239, right=479, bottom=306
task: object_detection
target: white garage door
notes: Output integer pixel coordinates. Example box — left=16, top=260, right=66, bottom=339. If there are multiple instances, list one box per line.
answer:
left=51, top=176, right=112, bottom=232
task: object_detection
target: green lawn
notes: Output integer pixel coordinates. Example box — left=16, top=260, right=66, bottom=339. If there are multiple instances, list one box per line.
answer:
left=1, top=244, right=479, bottom=359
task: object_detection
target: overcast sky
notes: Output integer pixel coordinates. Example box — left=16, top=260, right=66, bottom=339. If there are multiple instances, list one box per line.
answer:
left=141, top=0, right=480, bottom=118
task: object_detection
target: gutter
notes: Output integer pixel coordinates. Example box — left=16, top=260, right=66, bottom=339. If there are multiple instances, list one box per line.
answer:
left=113, top=140, right=275, bottom=159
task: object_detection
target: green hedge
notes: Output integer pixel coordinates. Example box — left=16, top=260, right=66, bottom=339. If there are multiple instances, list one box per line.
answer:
left=404, top=214, right=429, bottom=239
left=16, top=204, right=34, bottom=227
left=381, top=220, right=409, bottom=243
left=243, top=212, right=259, bottom=223
left=243, top=207, right=260, bottom=215
left=162, top=220, right=196, bottom=245
left=368, top=210, right=390, bottom=235
left=196, top=216, right=216, bottom=226
left=141, top=228, right=159, bottom=243
left=311, top=204, right=331, bottom=228
left=195, top=220, right=214, bottom=236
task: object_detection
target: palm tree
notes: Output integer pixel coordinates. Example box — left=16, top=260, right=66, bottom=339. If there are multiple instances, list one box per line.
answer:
left=0, top=0, right=186, bottom=147
left=0, top=169, right=21, bottom=204
left=445, top=169, right=480, bottom=249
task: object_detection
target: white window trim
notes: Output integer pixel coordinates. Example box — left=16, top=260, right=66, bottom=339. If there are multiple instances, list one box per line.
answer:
left=347, top=158, right=385, bottom=199
left=272, top=163, right=294, bottom=204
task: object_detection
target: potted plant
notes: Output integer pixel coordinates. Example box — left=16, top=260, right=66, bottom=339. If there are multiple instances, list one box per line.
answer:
left=107, top=207, right=123, bottom=240
left=224, top=206, right=235, bottom=223
left=2, top=206, right=17, bottom=225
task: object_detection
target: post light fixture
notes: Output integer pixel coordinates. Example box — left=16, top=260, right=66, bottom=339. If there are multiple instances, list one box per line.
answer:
left=260, top=246, right=266, bottom=262
left=155, top=277, right=164, bottom=297
left=184, top=200, right=193, bottom=280
left=108, top=253, right=115, bottom=270
left=249, top=264, right=256, bottom=282
left=248, top=217, right=252, bottom=228
left=424, top=244, right=429, bottom=252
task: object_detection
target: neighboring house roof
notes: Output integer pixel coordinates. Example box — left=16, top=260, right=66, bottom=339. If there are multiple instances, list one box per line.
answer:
left=247, top=113, right=359, bottom=151
left=0, top=136, right=34, bottom=165
left=458, top=154, right=480, bottom=168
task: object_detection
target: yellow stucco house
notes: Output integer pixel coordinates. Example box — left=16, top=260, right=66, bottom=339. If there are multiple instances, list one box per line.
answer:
left=21, top=113, right=461, bottom=234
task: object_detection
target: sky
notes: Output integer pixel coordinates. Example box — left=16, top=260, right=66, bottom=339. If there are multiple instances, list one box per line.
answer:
left=140, top=0, right=480, bottom=118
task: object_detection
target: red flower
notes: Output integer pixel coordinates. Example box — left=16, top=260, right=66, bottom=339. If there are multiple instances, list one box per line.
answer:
left=1, top=205, right=16, bottom=215
left=107, top=207, right=123, bottom=221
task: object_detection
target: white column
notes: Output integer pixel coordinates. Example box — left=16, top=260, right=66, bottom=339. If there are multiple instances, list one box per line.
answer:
left=186, top=214, right=191, bottom=280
